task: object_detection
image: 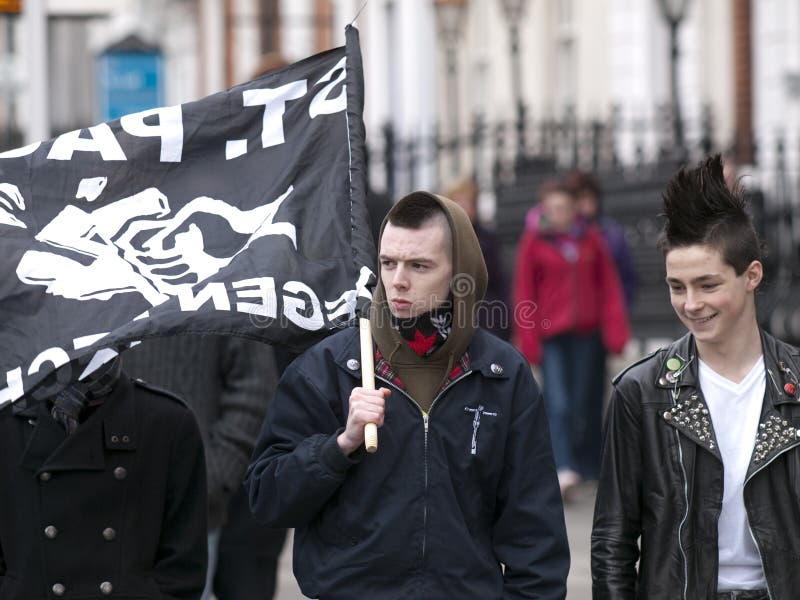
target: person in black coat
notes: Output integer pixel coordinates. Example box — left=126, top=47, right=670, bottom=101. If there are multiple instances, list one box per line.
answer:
left=123, top=335, right=286, bottom=600
left=0, top=356, right=207, bottom=600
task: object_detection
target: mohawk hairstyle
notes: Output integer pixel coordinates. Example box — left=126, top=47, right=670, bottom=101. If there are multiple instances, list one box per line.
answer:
left=658, top=154, right=762, bottom=275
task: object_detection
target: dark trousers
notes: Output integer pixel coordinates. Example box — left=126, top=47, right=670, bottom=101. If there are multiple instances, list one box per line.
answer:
left=541, top=332, right=605, bottom=479
left=715, top=591, right=769, bottom=600
left=213, top=487, right=287, bottom=600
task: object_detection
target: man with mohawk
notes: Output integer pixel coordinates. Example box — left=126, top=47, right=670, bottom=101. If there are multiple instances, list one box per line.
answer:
left=592, top=155, right=800, bottom=600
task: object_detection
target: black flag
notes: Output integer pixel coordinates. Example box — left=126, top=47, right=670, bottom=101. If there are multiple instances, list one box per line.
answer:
left=0, top=26, right=375, bottom=406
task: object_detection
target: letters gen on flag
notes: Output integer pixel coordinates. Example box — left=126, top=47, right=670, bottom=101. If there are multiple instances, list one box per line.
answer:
left=0, top=26, right=374, bottom=406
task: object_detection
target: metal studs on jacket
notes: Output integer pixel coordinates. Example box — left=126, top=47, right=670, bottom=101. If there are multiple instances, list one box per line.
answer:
left=753, top=414, right=800, bottom=465
left=662, top=393, right=716, bottom=451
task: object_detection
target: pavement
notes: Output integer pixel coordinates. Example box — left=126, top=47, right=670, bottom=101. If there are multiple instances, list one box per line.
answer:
left=272, top=482, right=597, bottom=599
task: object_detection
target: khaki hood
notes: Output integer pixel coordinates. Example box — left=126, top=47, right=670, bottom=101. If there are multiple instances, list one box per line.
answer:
left=370, top=192, right=488, bottom=409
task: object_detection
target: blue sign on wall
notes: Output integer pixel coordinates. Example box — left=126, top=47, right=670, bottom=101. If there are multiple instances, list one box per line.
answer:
left=98, top=50, right=163, bottom=121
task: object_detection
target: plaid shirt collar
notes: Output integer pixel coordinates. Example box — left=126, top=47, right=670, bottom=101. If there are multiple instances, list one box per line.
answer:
left=374, top=348, right=471, bottom=396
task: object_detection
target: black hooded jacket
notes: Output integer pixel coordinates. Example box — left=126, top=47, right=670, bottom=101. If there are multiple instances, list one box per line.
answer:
left=245, top=192, right=569, bottom=599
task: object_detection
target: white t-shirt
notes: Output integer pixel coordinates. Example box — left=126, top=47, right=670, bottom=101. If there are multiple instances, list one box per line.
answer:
left=699, top=356, right=767, bottom=591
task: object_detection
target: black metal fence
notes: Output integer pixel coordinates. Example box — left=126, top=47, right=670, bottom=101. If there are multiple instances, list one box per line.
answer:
left=369, top=103, right=719, bottom=199
left=367, top=107, right=800, bottom=344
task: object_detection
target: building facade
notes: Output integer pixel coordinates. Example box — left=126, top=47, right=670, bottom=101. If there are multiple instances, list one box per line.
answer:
left=0, top=1, right=796, bottom=203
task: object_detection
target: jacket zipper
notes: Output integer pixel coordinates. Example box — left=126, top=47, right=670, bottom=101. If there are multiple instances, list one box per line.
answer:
left=668, top=359, right=796, bottom=598
left=742, top=441, right=800, bottom=600
left=743, top=367, right=799, bottom=599
left=673, top=391, right=783, bottom=600
left=674, top=428, right=690, bottom=600
left=745, top=521, right=772, bottom=600
left=422, top=411, right=429, bottom=558
left=376, top=370, right=475, bottom=562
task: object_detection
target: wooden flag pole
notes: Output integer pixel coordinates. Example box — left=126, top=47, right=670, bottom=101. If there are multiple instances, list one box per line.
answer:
left=359, top=317, right=378, bottom=453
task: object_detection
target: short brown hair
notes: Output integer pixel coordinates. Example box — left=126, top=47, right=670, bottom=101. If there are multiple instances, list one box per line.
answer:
left=563, top=169, right=601, bottom=199
left=386, top=192, right=448, bottom=230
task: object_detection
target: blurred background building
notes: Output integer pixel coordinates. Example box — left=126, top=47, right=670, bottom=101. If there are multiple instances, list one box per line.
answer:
left=1, top=0, right=799, bottom=343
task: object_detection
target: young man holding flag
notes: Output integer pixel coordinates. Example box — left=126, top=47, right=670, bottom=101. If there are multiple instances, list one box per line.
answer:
left=246, top=191, right=570, bottom=599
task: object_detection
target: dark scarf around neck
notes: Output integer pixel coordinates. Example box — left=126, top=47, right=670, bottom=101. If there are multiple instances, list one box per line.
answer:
left=50, top=356, right=122, bottom=435
left=390, top=305, right=453, bottom=357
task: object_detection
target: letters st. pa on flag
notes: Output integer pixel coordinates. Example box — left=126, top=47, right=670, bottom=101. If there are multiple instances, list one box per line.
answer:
left=0, top=26, right=374, bottom=406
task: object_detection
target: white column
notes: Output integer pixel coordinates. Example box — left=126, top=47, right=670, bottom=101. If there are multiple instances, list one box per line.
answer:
left=361, top=0, right=437, bottom=195
left=607, top=0, right=666, bottom=163
left=280, top=0, right=314, bottom=62
left=23, top=0, right=48, bottom=143
left=688, top=0, right=733, bottom=152
left=200, top=0, right=225, bottom=95
left=396, top=0, right=436, bottom=191
left=361, top=0, right=391, bottom=193
left=576, top=0, right=611, bottom=120
left=753, top=0, right=789, bottom=186
left=164, top=1, right=199, bottom=104
left=333, top=0, right=359, bottom=46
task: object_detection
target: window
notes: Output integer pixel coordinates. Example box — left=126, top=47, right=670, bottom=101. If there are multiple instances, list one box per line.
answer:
left=553, top=0, right=576, bottom=109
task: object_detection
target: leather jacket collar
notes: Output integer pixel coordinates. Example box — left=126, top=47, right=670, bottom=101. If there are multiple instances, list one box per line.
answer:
left=654, top=331, right=800, bottom=399
left=657, top=331, right=800, bottom=475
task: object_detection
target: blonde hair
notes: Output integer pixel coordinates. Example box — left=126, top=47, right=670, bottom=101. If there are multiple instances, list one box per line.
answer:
left=442, top=176, right=478, bottom=201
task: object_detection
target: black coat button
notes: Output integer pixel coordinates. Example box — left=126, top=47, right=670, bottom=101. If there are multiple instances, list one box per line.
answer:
left=100, top=581, right=113, bottom=595
left=52, top=583, right=66, bottom=596
left=44, top=525, right=58, bottom=539
left=39, top=471, right=52, bottom=482
left=102, top=527, right=116, bottom=541
left=113, top=467, right=127, bottom=480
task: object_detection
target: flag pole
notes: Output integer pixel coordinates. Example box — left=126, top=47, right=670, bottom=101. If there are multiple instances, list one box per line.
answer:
left=359, top=316, right=378, bottom=453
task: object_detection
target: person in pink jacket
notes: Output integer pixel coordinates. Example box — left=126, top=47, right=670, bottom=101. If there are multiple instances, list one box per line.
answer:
left=513, top=176, right=630, bottom=498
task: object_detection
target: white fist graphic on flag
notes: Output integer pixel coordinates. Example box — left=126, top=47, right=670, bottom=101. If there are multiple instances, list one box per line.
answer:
left=10, top=182, right=296, bottom=306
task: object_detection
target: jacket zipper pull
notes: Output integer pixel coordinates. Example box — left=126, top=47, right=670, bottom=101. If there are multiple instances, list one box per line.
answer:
left=423, top=412, right=429, bottom=433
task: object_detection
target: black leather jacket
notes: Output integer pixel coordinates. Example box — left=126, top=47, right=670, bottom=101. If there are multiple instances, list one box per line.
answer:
left=592, top=330, right=800, bottom=600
